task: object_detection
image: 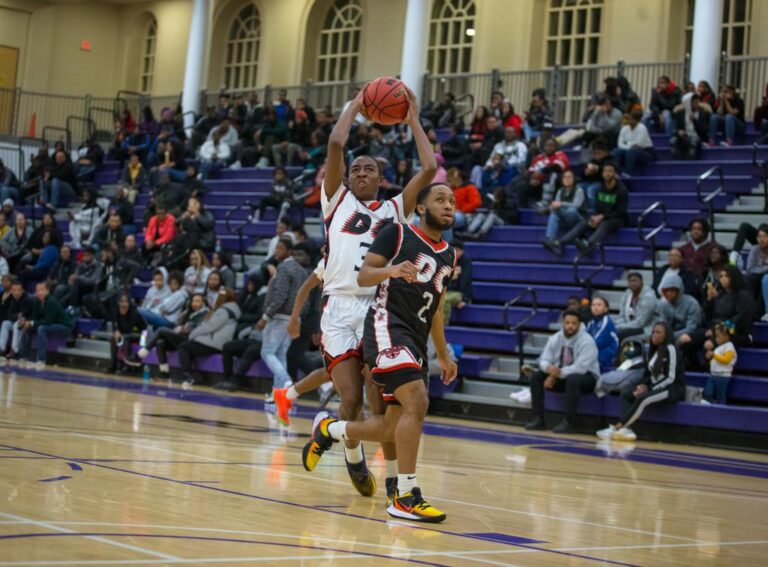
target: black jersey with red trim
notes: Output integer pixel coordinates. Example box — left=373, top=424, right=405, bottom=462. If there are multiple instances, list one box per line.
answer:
left=363, top=223, right=456, bottom=359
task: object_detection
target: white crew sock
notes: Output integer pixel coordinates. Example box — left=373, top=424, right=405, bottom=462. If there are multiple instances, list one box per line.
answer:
left=344, top=444, right=364, bottom=464
left=159, top=363, right=169, bottom=374
left=385, top=459, right=398, bottom=479
left=286, top=385, right=299, bottom=400
left=328, top=420, right=348, bottom=441
left=398, top=473, right=417, bottom=494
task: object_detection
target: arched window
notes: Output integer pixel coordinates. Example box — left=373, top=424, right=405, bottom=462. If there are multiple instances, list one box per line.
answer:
left=140, top=18, right=157, bottom=94
left=224, top=3, right=262, bottom=90
left=545, top=0, right=602, bottom=66
left=685, top=0, right=752, bottom=56
left=317, top=0, right=363, bottom=82
left=427, top=0, right=476, bottom=75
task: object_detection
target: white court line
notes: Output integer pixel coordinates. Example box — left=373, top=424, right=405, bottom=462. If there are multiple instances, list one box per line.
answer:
left=0, top=513, right=178, bottom=561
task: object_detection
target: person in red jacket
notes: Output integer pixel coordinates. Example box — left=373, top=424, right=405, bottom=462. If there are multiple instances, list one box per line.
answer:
left=514, top=138, right=570, bottom=210
left=143, top=204, right=176, bottom=259
left=447, top=168, right=481, bottom=232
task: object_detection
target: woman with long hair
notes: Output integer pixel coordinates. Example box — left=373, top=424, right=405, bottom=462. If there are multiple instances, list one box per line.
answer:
left=597, top=322, right=686, bottom=441
left=469, top=105, right=490, bottom=139
left=109, top=292, right=145, bottom=374
left=183, top=248, right=212, bottom=294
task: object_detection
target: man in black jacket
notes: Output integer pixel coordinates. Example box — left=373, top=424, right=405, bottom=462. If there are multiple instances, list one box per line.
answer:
left=20, top=282, right=74, bottom=365
left=0, top=159, right=21, bottom=203
left=0, top=280, right=34, bottom=359
left=42, top=150, right=78, bottom=210
left=92, top=214, right=126, bottom=252
left=55, top=245, right=103, bottom=311
left=647, top=76, right=682, bottom=135
left=442, top=240, right=472, bottom=325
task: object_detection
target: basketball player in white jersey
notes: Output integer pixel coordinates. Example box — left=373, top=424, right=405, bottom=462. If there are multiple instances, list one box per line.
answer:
left=316, top=86, right=437, bottom=497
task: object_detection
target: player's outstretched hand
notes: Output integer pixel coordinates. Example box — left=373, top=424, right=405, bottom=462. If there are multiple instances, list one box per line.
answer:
left=440, top=359, right=458, bottom=385
left=404, top=87, right=420, bottom=124
left=390, top=260, right=419, bottom=283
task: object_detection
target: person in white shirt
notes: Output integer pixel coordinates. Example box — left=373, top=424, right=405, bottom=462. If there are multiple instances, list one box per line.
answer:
left=485, top=127, right=528, bottom=179
left=612, top=109, right=654, bottom=175
left=199, top=131, right=232, bottom=179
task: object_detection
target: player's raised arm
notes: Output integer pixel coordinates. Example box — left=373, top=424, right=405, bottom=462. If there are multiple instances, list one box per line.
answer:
left=324, top=88, right=366, bottom=200
left=430, top=290, right=458, bottom=384
left=400, top=89, right=438, bottom=216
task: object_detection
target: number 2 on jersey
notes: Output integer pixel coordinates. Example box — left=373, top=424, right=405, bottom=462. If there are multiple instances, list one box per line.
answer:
left=417, top=291, right=434, bottom=323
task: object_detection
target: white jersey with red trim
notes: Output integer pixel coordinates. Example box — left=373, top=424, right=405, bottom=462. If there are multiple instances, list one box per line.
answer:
left=321, top=183, right=408, bottom=296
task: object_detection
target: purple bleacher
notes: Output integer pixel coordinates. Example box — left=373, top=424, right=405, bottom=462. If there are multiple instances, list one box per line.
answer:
left=472, top=262, right=622, bottom=286
left=686, top=373, right=768, bottom=404
left=466, top=242, right=648, bottom=266
left=449, top=305, right=559, bottom=330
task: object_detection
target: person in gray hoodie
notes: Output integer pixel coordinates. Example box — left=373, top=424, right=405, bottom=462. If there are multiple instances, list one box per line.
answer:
left=525, top=309, right=601, bottom=434
left=654, top=273, right=703, bottom=344
left=139, top=270, right=187, bottom=329
left=176, top=288, right=241, bottom=385
left=614, top=272, right=658, bottom=340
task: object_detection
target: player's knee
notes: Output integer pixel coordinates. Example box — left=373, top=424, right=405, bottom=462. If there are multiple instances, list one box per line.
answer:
left=403, top=389, right=429, bottom=419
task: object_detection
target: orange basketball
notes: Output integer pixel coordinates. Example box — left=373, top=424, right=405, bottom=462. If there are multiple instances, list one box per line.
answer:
left=362, top=77, right=409, bottom=125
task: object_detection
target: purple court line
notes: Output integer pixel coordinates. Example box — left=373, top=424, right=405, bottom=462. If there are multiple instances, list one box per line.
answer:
left=37, top=475, right=72, bottom=483
left=0, top=442, right=638, bottom=567
left=0, top=532, right=450, bottom=567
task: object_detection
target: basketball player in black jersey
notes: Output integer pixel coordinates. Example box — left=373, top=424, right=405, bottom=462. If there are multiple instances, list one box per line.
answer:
left=302, top=183, right=458, bottom=523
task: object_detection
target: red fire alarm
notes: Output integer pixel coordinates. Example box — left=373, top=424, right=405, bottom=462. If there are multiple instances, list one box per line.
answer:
left=80, top=40, right=92, bottom=51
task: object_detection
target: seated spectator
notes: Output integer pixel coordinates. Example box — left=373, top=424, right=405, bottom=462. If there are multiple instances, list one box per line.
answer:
left=616, top=76, right=641, bottom=113
left=0, top=279, right=33, bottom=360
left=744, top=224, right=768, bottom=321
left=696, top=80, right=719, bottom=110
left=182, top=165, right=208, bottom=200
left=516, top=138, right=570, bottom=211
left=174, top=196, right=215, bottom=253
left=542, top=170, right=587, bottom=257
left=75, top=136, right=104, bottom=180
left=17, top=212, right=63, bottom=272
left=41, top=150, right=78, bottom=211
left=153, top=137, right=187, bottom=183
left=463, top=186, right=517, bottom=239
left=189, top=106, right=219, bottom=151
left=446, top=168, right=482, bottom=232
left=212, top=251, right=237, bottom=290
left=426, top=92, right=458, bottom=128
left=612, top=109, right=654, bottom=175
left=594, top=337, right=647, bottom=399
left=559, top=162, right=627, bottom=254
left=523, top=88, right=553, bottom=141
left=138, top=292, right=208, bottom=381
left=120, top=154, right=147, bottom=203
left=19, top=282, right=74, bottom=366
left=1, top=212, right=31, bottom=271
left=679, top=218, right=715, bottom=280
left=108, top=292, right=146, bottom=374
left=755, top=82, right=768, bottom=139
left=646, top=75, right=682, bottom=135
left=67, top=189, right=108, bottom=248
left=442, top=240, right=472, bottom=325
left=596, top=322, right=685, bottom=442
left=143, top=204, right=176, bottom=263
left=139, top=269, right=187, bottom=330
left=586, top=295, right=619, bottom=373
left=698, top=243, right=729, bottom=299
left=92, top=214, right=126, bottom=252
left=671, top=93, right=711, bottom=160
left=469, top=105, right=490, bottom=140
left=708, top=85, right=746, bottom=146
left=441, top=124, right=468, bottom=170
left=184, top=249, right=212, bottom=294
left=81, top=248, right=135, bottom=319
left=583, top=96, right=623, bottom=149
left=730, top=222, right=763, bottom=265
left=256, top=168, right=299, bottom=222
left=259, top=109, right=288, bottom=166
left=55, top=245, right=103, bottom=313
left=19, top=231, right=59, bottom=286
left=482, top=127, right=527, bottom=189
left=140, top=106, right=158, bottom=139
left=615, top=272, right=657, bottom=341
left=525, top=309, right=600, bottom=434
left=198, top=130, right=232, bottom=180
left=47, top=245, right=75, bottom=291
left=121, top=124, right=150, bottom=164
left=702, top=321, right=738, bottom=405
left=655, top=274, right=703, bottom=347
left=0, top=159, right=21, bottom=203
left=0, top=212, right=9, bottom=240
left=176, top=289, right=241, bottom=386
left=653, top=247, right=698, bottom=298
left=108, top=186, right=136, bottom=230
left=204, top=270, right=223, bottom=309
left=367, top=124, right=393, bottom=162
left=500, top=101, right=523, bottom=138
left=578, top=141, right=612, bottom=209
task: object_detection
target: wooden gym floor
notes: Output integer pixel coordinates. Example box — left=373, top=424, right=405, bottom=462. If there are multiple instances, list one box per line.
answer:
left=0, top=366, right=766, bottom=566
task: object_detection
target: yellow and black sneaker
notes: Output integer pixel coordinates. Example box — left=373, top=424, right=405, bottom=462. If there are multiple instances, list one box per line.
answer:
left=387, top=488, right=446, bottom=523
left=301, top=412, right=336, bottom=472
left=385, top=477, right=398, bottom=506
left=345, top=450, right=377, bottom=497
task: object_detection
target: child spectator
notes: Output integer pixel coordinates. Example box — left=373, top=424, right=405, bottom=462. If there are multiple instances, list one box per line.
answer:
left=586, top=295, right=619, bottom=373
left=703, top=321, right=737, bottom=405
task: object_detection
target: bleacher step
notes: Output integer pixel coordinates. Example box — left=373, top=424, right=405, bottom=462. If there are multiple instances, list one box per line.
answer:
left=72, top=338, right=111, bottom=355
left=442, top=391, right=528, bottom=408
left=57, top=347, right=111, bottom=361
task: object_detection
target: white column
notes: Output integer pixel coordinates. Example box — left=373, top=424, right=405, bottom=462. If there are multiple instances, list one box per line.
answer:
left=399, top=0, right=428, bottom=101
left=689, top=0, right=724, bottom=89
left=182, top=0, right=211, bottom=131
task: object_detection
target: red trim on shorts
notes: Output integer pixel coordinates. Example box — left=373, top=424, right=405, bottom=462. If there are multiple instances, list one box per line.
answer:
left=371, top=362, right=422, bottom=374
left=323, top=348, right=362, bottom=373
left=410, top=225, right=448, bottom=252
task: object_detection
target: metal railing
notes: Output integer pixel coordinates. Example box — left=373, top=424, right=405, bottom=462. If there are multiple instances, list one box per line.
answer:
left=41, top=126, right=72, bottom=152
left=225, top=200, right=255, bottom=270
left=637, top=201, right=668, bottom=277
left=720, top=54, right=768, bottom=116
left=753, top=143, right=768, bottom=212
left=573, top=243, right=607, bottom=300
left=502, top=287, right=538, bottom=379
left=66, top=116, right=96, bottom=146
left=696, top=166, right=725, bottom=241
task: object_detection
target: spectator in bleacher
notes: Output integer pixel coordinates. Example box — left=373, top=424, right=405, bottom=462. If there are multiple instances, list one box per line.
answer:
left=75, top=136, right=105, bottom=181
left=730, top=222, right=761, bottom=266
left=616, top=76, right=641, bottom=113
left=67, top=189, right=107, bottom=249
left=514, top=138, right=569, bottom=210
left=256, top=231, right=296, bottom=289
left=463, top=186, right=517, bottom=239
left=144, top=172, right=184, bottom=221
left=174, top=196, right=215, bottom=253
left=447, top=168, right=482, bottom=233
left=121, top=124, right=151, bottom=164
left=274, top=89, right=294, bottom=124
left=189, top=106, right=219, bottom=150
left=615, top=272, right=658, bottom=341
left=483, top=127, right=527, bottom=188
left=18, top=231, right=58, bottom=287
left=120, top=234, right=142, bottom=269
left=647, top=75, right=682, bottom=135
left=612, top=109, right=654, bottom=175
left=154, top=137, right=187, bottom=183
left=525, top=309, right=600, bottom=434
left=46, top=245, right=75, bottom=292
left=596, top=321, right=685, bottom=442
left=203, top=271, right=223, bottom=309
left=702, top=321, right=738, bottom=405
left=670, top=93, right=712, bottom=161
left=696, top=81, right=718, bottom=110
left=143, top=204, right=176, bottom=263
left=679, top=218, right=715, bottom=279
left=1, top=212, right=31, bottom=271
left=587, top=296, right=619, bottom=373
left=442, top=240, right=472, bottom=325
left=523, top=88, right=553, bottom=142
left=256, top=168, right=298, bottom=222
left=176, top=288, right=241, bottom=387
left=542, top=170, right=587, bottom=257
left=140, top=269, right=187, bottom=330
left=698, top=243, right=730, bottom=300
left=140, top=106, right=158, bottom=138
left=79, top=248, right=124, bottom=319
left=0, top=213, right=9, bottom=240
left=258, top=108, right=289, bottom=166
left=500, top=101, right=523, bottom=138
left=19, top=281, right=74, bottom=366
left=120, top=154, right=147, bottom=202
left=298, top=129, right=328, bottom=172
left=0, top=279, right=33, bottom=361
left=743, top=224, right=768, bottom=321
left=138, top=292, right=208, bottom=381
left=184, top=249, right=212, bottom=295
left=754, top=83, right=768, bottom=139
left=653, top=247, right=698, bottom=298
left=577, top=141, right=612, bottom=209
left=708, top=85, right=746, bottom=146
left=0, top=160, right=21, bottom=203
left=41, top=150, right=78, bottom=211
left=441, top=124, right=468, bottom=170
left=56, top=245, right=103, bottom=314
left=198, top=131, right=232, bottom=180
left=93, top=214, right=126, bottom=253
left=559, top=162, right=627, bottom=254
left=427, top=92, right=458, bottom=128
left=17, top=213, right=63, bottom=275
left=655, top=273, right=703, bottom=345
left=138, top=269, right=170, bottom=321
left=584, top=97, right=623, bottom=149
left=469, top=106, right=491, bottom=140
left=107, top=292, right=145, bottom=375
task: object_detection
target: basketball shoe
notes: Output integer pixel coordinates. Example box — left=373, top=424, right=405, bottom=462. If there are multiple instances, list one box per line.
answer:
left=345, top=448, right=377, bottom=497
left=301, top=412, right=335, bottom=471
left=273, top=388, right=292, bottom=426
left=387, top=487, right=446, bottom=523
